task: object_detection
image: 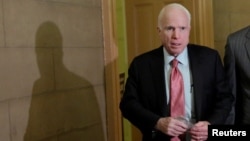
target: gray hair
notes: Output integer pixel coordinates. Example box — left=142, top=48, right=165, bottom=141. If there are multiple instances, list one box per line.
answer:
left=157, top=3, right=191, bottom=29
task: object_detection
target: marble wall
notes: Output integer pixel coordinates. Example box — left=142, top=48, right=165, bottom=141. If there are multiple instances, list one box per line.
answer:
left=0, top=0, right=106, bottom=140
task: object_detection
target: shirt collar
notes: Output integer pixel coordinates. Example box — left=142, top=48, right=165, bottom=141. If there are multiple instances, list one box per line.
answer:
left=163, top=47, right=188, bottom=66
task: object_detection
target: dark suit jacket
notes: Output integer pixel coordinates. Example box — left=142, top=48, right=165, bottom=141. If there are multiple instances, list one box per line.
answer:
left=120, top=44, right=234, bottom=141
left=224, top=26, right=250, bottom=125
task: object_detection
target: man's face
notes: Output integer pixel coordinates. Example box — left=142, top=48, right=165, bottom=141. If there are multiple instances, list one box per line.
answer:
left=157, top=9, right=190, bottom=56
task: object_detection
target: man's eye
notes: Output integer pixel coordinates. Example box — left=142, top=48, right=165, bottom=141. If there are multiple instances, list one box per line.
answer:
left=165, top=27, right=174, bottom=31
left=180, top=27, right=186, bottom=30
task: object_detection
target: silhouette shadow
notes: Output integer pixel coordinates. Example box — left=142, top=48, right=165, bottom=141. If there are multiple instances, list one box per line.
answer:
left=24, top=21, right=104, bottom=141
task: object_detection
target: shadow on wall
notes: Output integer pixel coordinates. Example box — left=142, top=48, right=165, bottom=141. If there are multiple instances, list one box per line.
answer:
left=24, top=21, right=104, bottom=141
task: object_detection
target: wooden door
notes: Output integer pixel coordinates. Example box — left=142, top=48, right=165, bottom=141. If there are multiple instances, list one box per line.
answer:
left=125, top=0, right=214, bottom=64
left=124, top=0, right=214, bottom=140
left=125, top=0, right=193, bottom=65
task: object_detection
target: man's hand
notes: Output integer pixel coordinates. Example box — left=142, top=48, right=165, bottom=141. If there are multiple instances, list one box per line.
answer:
left=190, top=121, right=210, bottom=141
left=155, top=117, right=188, bottom=137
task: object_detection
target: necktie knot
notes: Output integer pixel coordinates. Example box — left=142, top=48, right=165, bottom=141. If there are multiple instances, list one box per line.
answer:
left=172, top=58, right=179, bottom=68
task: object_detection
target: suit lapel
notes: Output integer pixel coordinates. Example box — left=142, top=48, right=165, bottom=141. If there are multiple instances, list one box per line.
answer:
left=245, top=28, right=250, bottom=60
left=188, top=45, right=204, bottom=119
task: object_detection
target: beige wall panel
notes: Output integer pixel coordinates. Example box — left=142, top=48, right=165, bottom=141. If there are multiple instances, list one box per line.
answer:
left=0, top=0, right=106, bottom=140
left=213, top=0, right=230, bottom=14
left=0, top=0, right=4, bottom=47
left=10, top=88, right=105, bottom=141
left=0, top=48, right=44, bottom=101
left=214, top=41, right=226, bottom=60
left=230, top=0, right=250, bottom=12
left=214, top=0, right=250, bottom=61
left=3, top=0, right=102, bottom=48
left=230, top=13, right=250, bottom=33
left=213, top=13, right=230, bottom=41
left=9, top=97, right=31, bottom=141
left=60, top=48, right=104, bottom=86
left=44, top=0, right=101, bottom=7
left=0, top=102, right=10, bottom=141
left=94, top=85, right=107, bottom=140
left=134, top=4, right=156, bottom=55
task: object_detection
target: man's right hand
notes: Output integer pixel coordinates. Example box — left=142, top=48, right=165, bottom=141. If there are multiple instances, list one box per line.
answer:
left=155, top=117, right=188, bottom=137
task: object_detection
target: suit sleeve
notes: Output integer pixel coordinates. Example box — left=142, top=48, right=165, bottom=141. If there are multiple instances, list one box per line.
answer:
left=223, top=35, right=236, bottom=124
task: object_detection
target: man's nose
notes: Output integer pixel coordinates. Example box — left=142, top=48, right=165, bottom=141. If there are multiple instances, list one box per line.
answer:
left=172, top=29, right=180, bottom=39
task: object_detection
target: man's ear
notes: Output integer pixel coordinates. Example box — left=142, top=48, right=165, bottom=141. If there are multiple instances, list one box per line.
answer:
left=157, top=27, right=161, bottom=33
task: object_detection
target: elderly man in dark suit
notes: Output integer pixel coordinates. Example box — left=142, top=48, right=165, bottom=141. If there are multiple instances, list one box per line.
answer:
left=224, top=25, right=250, bottom=125
left=120, top=3, right=234, bottom=141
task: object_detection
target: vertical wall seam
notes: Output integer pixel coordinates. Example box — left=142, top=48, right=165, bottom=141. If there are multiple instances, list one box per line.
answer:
left=1, top=0, right=6, bottom=48
left=2, top=0, right=11, bottom=139
left=8, top=101, right=12, bottom=141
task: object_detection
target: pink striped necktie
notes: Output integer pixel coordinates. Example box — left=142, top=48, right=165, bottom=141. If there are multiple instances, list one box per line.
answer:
left=170, top=58, right=185, bottom=141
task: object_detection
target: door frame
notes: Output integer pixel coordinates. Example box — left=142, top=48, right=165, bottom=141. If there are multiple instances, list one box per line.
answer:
left=190, top=0, right=214, bottom=47
left=102, top=0, right=123, bottom=141
left=102, top=0, right=214, bottom=141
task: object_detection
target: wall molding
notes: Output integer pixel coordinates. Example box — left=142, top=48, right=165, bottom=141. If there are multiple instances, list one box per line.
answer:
left=191, top=0, right=214, bottom=47
left=102, top=0, right=123, bottom=141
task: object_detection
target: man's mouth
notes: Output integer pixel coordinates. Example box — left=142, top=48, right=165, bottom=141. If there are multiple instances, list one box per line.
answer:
left=171, top=43, right=181, bottom=47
